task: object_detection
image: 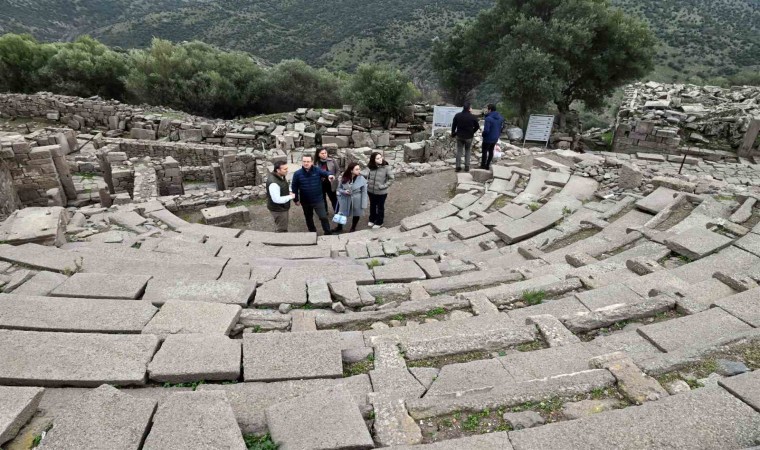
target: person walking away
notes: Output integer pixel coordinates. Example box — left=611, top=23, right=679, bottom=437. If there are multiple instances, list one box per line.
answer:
left=315, top=147, right=339, bottom=215
left=291, top=154, right=335, bottom=235
left=364, top=152, right=394, bottom=229
left=337, top=162, right=369, bottom=232
left=266, top=161, right=295, bottom=233
left=481, top=103, right=504, bottom=170
left=450, top=102, right=480, bottom=172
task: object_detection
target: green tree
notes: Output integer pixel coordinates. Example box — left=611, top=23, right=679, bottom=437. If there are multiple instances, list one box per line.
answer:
left=433, top=0, right=657, bottom=129
left=257, top=60, right=344, bottom=113
left=0, top=33, right=55, bottom=93
left=42, top=36, right=130, bottom=100
left=345, top=63, right=420, bottom=126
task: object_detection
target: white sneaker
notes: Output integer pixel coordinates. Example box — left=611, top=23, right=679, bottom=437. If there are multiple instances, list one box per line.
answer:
left=372, top=225, right=382, bottom=230
left=368, top=222, right=375, bottom=227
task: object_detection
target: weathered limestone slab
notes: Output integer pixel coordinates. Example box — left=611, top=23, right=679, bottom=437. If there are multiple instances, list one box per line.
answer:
left=637, top=307, right=752, bottom=353
left=583, top=331, right=663, bottom=364
left=0, top=330, right=159, bottom=387
left=142, top=278, right=255, bottom=306
left=425, top=359, right=512, bottom=398
left=407, top=369, right=615, bottom=419
left=142, top=300, right=241, bottom=339
left=177, top=223, right=242, bottom=239
left=201, top=205, right=250, bottom=226
left=50, top=272, right=151, bottom=300
left=589, top=353, right=668, bottom=405
left=148, top=334, right=241, bottom=383
left=469, top=274, right=561, bottom=305
left=0, top=294, right=157, bottom=333
left=0, top=243, right=80, bottom=273
left=665, top=226, right=733, bottom=260
left=199, top=375, right=372, bottom=434
left=449, top=193, right=480, bottom=210
left=316, top=296, right=470, bottom=329
left=400, top=203, right=459, bottom=230
left=562, top=295, right=675, bottom=333
left=526, top=314, right=581, bottom=347
left=370, top=368, right=426, bottom=400
left=11, top=271, right=67, bottom=296
left=147, top=208, right=190, bottom=230
left=79, top=255, right=224, bottom=281
left=719, top=369, right=760, bottom=412
left=670, top=246, right=759, bottom=285
left=371, top=393, right=423, bottom=447
left=402, top=324, right=536, bottom=360
left=499, top=344, right=599, bottom=382
left=265, top=385, right=374, bottom=450
left=329, top=280, right=362, bottom=307
left=415, top=259, right=442, bottom=279
left=0, top=207, right=66, bottom=247
left=508, top=387, right=760, bottom=450
left=450, top=221, right=490, bottom=240
left=0, top=386, right=44, bottom=445
left=421, top=270, right=522, bottom=295
left=730, top=198, right=757, bottom=224
left=507, top=296, right=590, bottom=323
left=735, top=231, right=760, bottom=258
left=713, top=288, right=760, bottom=327
left=389, top=432, right=512, bottom=449
left=500, top=203, right=532, bottom=219
left=574, top=283, right=645, bottom=311
left=148, top=238, right=221, bottom=257
left=374, top=261, right=426, bottom=283
left=240, top=230, right=317, bottom=246
left=254, top=279, right=307, bottom=307
left=243, top=330, right=342, bottom=381
left=431, top=216, right=466, bottom=233
left=306, top=278, right=332, bottom=306
left=635, top=186, right=680, bottom=214
left=142, top=391, right=246, bottom=450
left=37, top=385, right=155, bottom=450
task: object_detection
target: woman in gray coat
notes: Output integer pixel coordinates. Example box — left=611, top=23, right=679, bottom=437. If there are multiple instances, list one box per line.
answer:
left=364, top=152, right=395, bottom=229
left=336, top=162, right=369, bottom=232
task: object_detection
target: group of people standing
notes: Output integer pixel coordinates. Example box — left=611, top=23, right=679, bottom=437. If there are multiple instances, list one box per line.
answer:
left=266, top=147, right=395, bottom=235
left=450, top=102, right=504, bottom=172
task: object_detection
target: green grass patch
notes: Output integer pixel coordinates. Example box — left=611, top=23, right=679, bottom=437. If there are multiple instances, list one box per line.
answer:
left=491, top=195, right=509, bottom=211
left=600, top=131, right=613, bottom=147
left=162, top=380, right=205, bottom=390
left=366, top=259, right=382, bottom=269
left=516, top=340, right=547, bottom=352
left=75, top=171, right=97, bottom=180
left=343, top=354, right=374, bottom=377
left=528, top=202, right=541, bottom=212
left=244, top=433, right=278, bottom=450
left=425, top=307, right=447, bottom=317
left=390, top=314, right=406, bottom=322
left=521, top=289, right=546, bottom=306
left=407, top=351, right=491, bottom=369
left=227, top=199, right=264, bottom=208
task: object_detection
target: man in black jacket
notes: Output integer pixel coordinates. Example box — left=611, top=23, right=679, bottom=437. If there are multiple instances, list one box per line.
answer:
left=450, top=102, right=480, bottom=172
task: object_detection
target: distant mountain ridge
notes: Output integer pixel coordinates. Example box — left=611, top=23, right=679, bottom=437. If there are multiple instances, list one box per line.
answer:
left=1, top=0, right=758, bottom=83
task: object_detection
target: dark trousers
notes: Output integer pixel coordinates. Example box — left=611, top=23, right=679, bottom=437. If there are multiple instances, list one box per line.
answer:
left=481, top=142, right=496, bottom=169
left=322, top=181, right=338, bottom=214
left=368, top=193, right=387, bottom=225
left=301, top=201, right=331, bottom=234
left=270, top=209, right=289, bottom=233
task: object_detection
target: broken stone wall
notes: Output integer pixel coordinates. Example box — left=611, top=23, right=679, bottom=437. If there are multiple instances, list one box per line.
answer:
left=612, top=120, right=681, bottom=155
left=0, top=139, right=65, bottom=208
left=181, top=166, right=215, bottom=183
left=0, top=157, right=20, bottom=220
left=220, top=153, right=258, bottom=189
left=107, top=139, right=236, bottom=167
left=154, top=156, right=184, bottom=196
left=132, top=164, right=159, bottom=202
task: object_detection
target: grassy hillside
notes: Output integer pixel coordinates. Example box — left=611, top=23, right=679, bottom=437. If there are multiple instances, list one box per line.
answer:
left=1, top=0, right=758, bottom=85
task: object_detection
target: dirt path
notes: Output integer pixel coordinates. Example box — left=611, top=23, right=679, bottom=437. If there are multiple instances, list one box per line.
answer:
left=235, top=170, right=458, bottom=233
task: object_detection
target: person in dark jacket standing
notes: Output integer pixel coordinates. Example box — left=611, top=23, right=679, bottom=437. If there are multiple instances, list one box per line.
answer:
left=480, top=104, right=504, bottom=170
left=450, top=102, right=480, bottom=172
left=266, top=161, right=295, bottom=233
left=291, top=154, right=335, bottom=235
left=315, top=147, right=340, bottom=215
left=363, top=152, right=395, bottom=229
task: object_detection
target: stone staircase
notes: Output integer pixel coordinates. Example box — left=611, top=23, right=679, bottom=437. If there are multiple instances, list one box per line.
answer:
left=1, top=160, right=760, bottom=449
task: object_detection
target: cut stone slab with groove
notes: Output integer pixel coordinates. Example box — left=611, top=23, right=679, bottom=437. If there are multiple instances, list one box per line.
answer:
left=401, top=203, right=459, bottom=230
left=0, top=243, right=81, bottom=273
left=0, top=294, right=158, bottom=333
left=664, top=226, right=733, bottom=261
left=574, top=283, right=645, bottom=311
left=37, top=384, right=155, bottom=450
left=425, top=358, right=513, bottom=398
left=142, top=277, right=256, bottom=306
left=370, top=368, right=426, bottom=400
left=718, top=369, right=760, bottom=412
left=147, top=334, right=241, bottom=383
left=388, top=432, right=513, bottom=449
left=637, top=307, right=753, bottom=353
left=244, top=330, right=343, bottom=381
left=450, top=220, right=490, bottom=240
left=499, top=343, right=599, bottom=382
left=198, top=375, right=372, bottom=434
left=0, top=330, right=159, bottom=387
left=734, top=231, right=760, bottom=258
left=508, top=386, right=760, bottom=450
left=0, top=386, right=44, bottom=445
left=254, top=279, right=307, bottom=307
left=374, top=260, right=427, bottom=283
left=266, top=385, right=374, bottom=450
left=415, top=259, right=442, bottom=279
left=142, top=391, right=246, bottom=450
left=50, top=272, right=151, bottom=300
left=11, top=271, right=67, bottom=296
left=142, top=300, right=241, bottom=339
left=713, top=288, right=760, bottom=327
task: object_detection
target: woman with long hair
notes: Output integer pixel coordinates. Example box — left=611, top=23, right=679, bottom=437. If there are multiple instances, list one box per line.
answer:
left=335, top=162, right=369, bottom=232
left=364, top=152, right=394, bottom=229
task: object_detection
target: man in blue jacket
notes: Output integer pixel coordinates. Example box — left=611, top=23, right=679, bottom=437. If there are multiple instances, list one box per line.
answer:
left=291, top=154, right=335, bottom=235
left=481, top=103, right=504, bottom=170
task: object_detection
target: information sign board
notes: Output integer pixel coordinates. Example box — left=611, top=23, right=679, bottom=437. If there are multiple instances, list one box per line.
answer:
left=523, top=114, right=554, bottom=147
left=431, top=106, right=462, bottom=136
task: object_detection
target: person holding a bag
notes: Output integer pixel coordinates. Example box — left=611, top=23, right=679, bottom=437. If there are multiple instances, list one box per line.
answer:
left=335, top=162, right=368, bottom=233
left=363, top=152, right=394, bottom=229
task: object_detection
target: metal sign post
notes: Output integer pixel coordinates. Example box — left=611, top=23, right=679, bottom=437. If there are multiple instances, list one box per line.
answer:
left=523, top=114, right=554, bottom=148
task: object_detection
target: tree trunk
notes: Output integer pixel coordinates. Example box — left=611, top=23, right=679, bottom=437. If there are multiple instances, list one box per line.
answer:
left=555, top=100, right=570, bottom=132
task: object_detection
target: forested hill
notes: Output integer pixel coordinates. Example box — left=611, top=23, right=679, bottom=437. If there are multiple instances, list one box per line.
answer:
left=1, top=0, right=759, bottom=83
